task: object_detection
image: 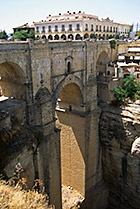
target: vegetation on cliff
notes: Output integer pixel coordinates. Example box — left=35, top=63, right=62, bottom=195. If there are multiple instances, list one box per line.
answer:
left=114, top=75, right=140, bottom=102
left=0, top=179, right=53, bottom=209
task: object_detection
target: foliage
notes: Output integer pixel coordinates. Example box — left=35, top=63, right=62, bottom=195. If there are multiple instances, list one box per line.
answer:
left=115, top=34, right=120, bottom=39
left=90, top=33, right=96, bottom=39
left=14, top=29, right=35, bottom=40
left=0, top=30, right=8, bottom=39
left=109, top=34, right=114, bottom=39
left=109, top=38, right=116, bottom=49
left=28, top=29, right=35, bottom=39
left=0, top=179, right=52, bottom=209
left=114, top=75, right=140, bottom=101
left=14, top=30, right=28, bottom=40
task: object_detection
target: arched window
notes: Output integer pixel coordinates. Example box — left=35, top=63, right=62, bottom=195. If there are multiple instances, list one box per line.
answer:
left=61, top=34, right=66, bottom=40
left=42, top=35, right=46, bottom=39
left=54, top=35, right=59, bottom=40
left=75, top=34, right=81, bottom=40
left=68, top=34, right=74, bottom=40
left=48, top=35, right=53, bottom=40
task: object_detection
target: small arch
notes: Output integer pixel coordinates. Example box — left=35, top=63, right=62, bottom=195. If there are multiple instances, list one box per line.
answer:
left=54, top=34, right=59, bottom=40
left=90, top=33, right=96, bottom=39
left=61, top=34, right=66, bottom=40
left=68, top=34, right=74, bottom=40
left=36, top=35, right=40, bottom=40
left=75, top=34, right=82, bottom=40
left=48, top=35, right=53, bottom=40
left=84, top=33, right=89, bottom=39
left=42, top=35, right=46, bottom=39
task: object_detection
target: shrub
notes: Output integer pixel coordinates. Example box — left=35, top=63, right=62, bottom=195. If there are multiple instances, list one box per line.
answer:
left=109, top=38, right=116, bottom=49
left=114, top=75, right=140, bottom=102
left=0, top=179, right=53, bottom=208
left=0, top=30, right=8, bottom=39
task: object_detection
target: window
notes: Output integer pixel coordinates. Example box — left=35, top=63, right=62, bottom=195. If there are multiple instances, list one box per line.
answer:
left=99, top=25, right=102, bottom=32
left=85, top=24, right=88, bottom=31
left=42, top=26, right=45, bottom=32
left=110, top=27, right=112, bottom=32
left=69, top=24, right=72, bottom=31
left=62, top=25, right=65, bottom=31
left=55, top=25, right=58, bottom=32
left=96, top=25, right=98, bottom=32
left=67, top=62, right=71, bottom=72
left=91, top=24, right=93, bottom=31
left=103, top=26, right=105, bottom=32
left=76, top=24, right=80, bottom=31
left=48, top=26, right=51, bottom=32
left=107, top=26, right=109, bottom=32
left=113, top=27, right=115, bottom=32
left=36, top=27, right=39, bottom=32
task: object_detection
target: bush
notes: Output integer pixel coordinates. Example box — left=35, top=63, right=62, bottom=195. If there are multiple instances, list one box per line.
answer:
left=0, top=30, right=8, bottom=39
left=0, top=179, right=53, bottom=208
left=14, top=30, right=28, bottom=41
left=109, top=38, right=116, bottom=49
left=114, top=75, right=140, bottom=101
left=14, top=29, right=35, bottom=41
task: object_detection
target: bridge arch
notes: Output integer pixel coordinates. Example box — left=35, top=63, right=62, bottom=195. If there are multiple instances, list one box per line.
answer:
left=96, top=50, right=110, bottom=76
left=0, top=62, right=26, bottom=100
left=55, top=83, right=86, bottom=197
left=54, top=74, right=84, bottom=107
left=54, top=76, right=86, bottom=197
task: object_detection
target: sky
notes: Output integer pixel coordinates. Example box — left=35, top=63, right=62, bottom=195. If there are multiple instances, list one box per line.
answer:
left=0, top=0, right=140, bottom=34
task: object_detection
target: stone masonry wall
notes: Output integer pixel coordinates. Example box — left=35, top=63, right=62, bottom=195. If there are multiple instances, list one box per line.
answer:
left=100, top=101, right=140, bottom=209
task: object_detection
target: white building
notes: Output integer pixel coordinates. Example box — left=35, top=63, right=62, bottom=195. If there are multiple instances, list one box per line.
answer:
left=34, top=11, right=131, bottom=41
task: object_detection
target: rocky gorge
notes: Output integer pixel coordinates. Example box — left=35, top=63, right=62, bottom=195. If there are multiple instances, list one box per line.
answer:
left=100, top=100, right=140, bottom=209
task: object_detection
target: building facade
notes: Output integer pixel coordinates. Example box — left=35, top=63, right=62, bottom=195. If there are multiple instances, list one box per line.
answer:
left=34, top=11, right=131, bottom=40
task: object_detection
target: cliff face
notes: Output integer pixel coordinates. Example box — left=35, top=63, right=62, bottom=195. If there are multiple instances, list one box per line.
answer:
left=100, top=101, right=140, bottom=209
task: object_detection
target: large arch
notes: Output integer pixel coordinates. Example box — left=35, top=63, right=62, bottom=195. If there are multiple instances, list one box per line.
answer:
left=96, top=51, right=110, bottom=103
left=55, top=81, right=86, bottom=197
left=96, top=51, right=110, bottom=76
left=0, top=62, right=26, bottom=100
left=53, top=74, right=84, bottom=107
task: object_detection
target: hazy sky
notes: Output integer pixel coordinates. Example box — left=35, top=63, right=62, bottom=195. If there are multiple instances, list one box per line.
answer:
left=0, top=0, right=140, bottom=34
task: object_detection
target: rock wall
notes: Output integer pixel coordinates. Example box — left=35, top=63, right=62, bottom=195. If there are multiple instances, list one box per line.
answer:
left=100, top=101, right=140, bottom=209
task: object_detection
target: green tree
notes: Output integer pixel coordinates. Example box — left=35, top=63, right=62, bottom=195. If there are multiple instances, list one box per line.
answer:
left=14, top=30, right=28, bottom=41
left=0, top=30, right=8, bottom=39
left=114, top=75, right=140, bottom=101
left=28, top=29, right=35, bottom=39
left=109, top=38, right=116, bottom=49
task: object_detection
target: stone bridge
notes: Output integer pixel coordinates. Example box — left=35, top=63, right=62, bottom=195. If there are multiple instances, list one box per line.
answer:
left=0, top=40, right=119, bottom=209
